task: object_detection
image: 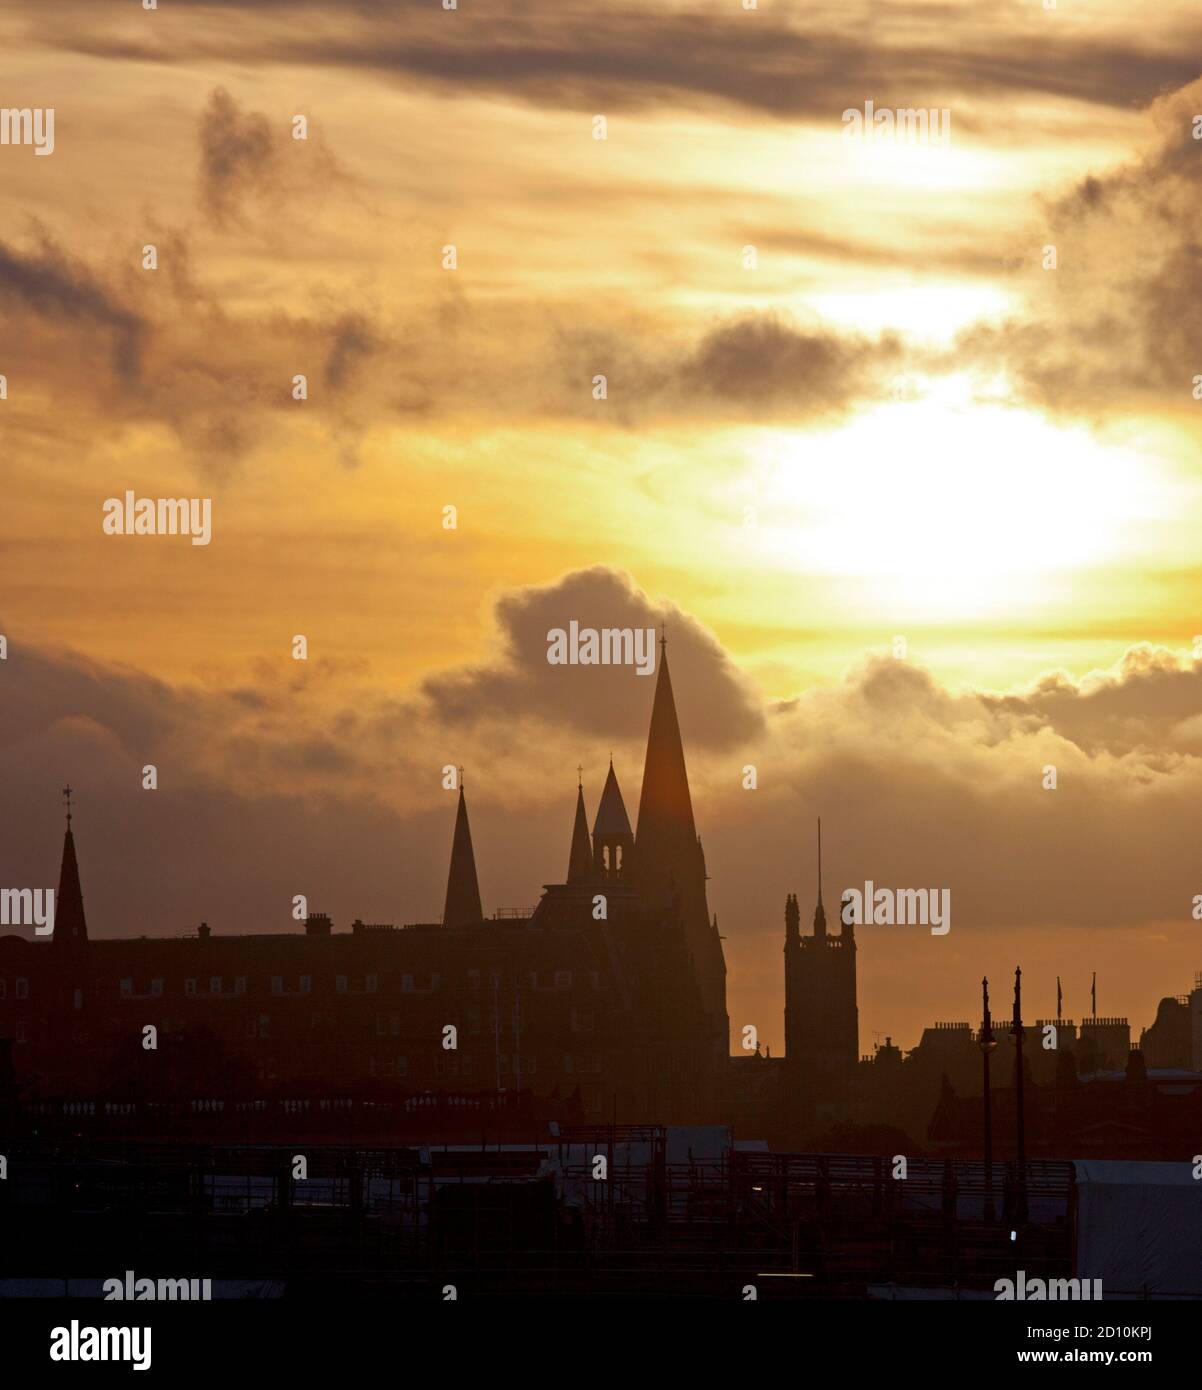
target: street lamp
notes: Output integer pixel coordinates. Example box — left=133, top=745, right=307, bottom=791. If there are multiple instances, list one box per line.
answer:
left=979, top=977, right=998, bottom=1223
left=1007, top=967, right=1028, bottom=1226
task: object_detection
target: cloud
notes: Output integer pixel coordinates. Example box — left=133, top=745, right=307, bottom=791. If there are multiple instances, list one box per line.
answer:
left=0, top=233, right=145, bottom=380
left=197, top=86, right=351, bottom=230
left=199, top=87, right=279, bottom=228
left=29, top=1, right=1202, bottom=120
left=956, top=74, right=1202, bottom=411
left=419, top=566, right=766, bottom=748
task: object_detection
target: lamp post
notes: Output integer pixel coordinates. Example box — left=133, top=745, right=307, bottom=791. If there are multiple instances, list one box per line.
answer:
left=1008, top=966, right=1028, bottom=1227
left=979, top=977, right=998, bottom=1223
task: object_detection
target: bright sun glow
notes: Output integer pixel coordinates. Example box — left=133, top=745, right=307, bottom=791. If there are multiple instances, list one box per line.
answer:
left=740, top=389, right=1167, bottom=618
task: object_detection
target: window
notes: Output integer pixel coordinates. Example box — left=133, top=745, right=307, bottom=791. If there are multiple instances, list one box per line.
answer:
left=259, top=1014, right=270, bottom=1038
left=390, top=1013, right=400, bottom=1036
left=150, top=979, right=163, bottom=998
left=300, top=975, right=311, bottom=995
left=336, top=975, right=347, bottom=994
left=555, top=970, right=572, bottom=989
left=209, top=977, right=222, bottom=996
left=366, top=974, right=378, bottom=994
left=271, top=976, right=283, bottom=996
left=73, top=988, right=82, bottom=1011
left=397, top=1056, right=408, bottom=1077
left=402, top=974, right=414, bottom=993
left=467, top=969, right=481, bottom=990
left=15, top=978, right=28, bottom=999
left=185, top=978, right=196, bottom=997
left=235, top=977, right=246, bottom=996
left=572, top=1009, right=595, bottom=1033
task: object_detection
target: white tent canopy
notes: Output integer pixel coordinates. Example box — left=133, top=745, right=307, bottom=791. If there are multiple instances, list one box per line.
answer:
left=1074, top=1160, right=1202, bottom=1299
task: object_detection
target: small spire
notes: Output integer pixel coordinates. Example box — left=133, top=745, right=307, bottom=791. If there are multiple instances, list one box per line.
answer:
left=817, top=817, right=823, bottom=906
left=659, top=620, right=667, bottom=653
left=443, top=782, right=483, bottom=927
left=567, top=779, right=593, bottom=884
left=55, top=788, right=88, bottom=945
left=577, top=763, right=583, bottom=789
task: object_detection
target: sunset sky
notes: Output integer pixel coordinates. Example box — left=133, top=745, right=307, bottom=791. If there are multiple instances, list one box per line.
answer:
left=3, top=0, right=1202, bottom=1054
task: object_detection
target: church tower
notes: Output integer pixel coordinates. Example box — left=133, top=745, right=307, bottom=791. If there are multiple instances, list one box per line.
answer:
left=784, top=820, right=858, bottom=1094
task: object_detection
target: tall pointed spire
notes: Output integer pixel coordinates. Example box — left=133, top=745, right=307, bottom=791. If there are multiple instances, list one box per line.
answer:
left=634, top=644, right=697, bottom=873
left=55, top=784, right=88, bottom=945
left=813, top=816, right=826, bottom=937
left=567, top=777, right=593, bottom=883
left=442, top=783, right=483, bottom=927
left=633, top=639, right=728, bottom=1045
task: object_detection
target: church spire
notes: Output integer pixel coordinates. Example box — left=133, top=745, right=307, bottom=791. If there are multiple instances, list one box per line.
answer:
left=593, top=758, right=633, bottom=880
left=55, top=784, right=88, bottom=946
left=442, top=782, right=483, bottom=927
left=634, top=643, right=698, bottom=883
left=567, top=776, right=593, bottom=883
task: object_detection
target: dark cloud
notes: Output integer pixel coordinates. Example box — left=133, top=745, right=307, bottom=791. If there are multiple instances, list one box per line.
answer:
left=955, top=75, right=1202, bottom=410
left=29, top=2, right=1202, bottom=120
left=678, top=314, right=899, bottom=414
left=196, top=86, right=351, bottom=230
left=419, top=566, right=765, bottom=749
left=199, top=87, right=278, bottom=228
left=0, top=234, right=145, bottom=380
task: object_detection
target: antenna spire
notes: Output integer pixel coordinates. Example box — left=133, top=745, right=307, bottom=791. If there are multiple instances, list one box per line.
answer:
left=62, top=784, right=74, bottom=828
left=817, top=817, right=823, bottom=905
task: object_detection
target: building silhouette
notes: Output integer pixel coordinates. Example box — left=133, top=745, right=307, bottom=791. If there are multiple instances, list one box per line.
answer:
left=0, top=643, right=729, bottom=1128
left=783, top=823, right=858, bottom=1116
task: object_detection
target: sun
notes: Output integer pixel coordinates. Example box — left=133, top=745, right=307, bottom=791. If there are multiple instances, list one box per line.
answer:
left=744, top=384, right=1163, bottom=621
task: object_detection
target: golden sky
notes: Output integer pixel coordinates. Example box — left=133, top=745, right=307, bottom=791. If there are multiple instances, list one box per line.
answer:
left=3, top=0, right=1202, bottom=1053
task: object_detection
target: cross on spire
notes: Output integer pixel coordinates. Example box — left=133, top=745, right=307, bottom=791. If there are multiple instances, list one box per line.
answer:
left=62, top=784, right=74, bottom=827
left=458, top=765, right=465, bottom=791
left=576, top=763, right=583, bottom=788
left=659, top=620, right=667, bottom=652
